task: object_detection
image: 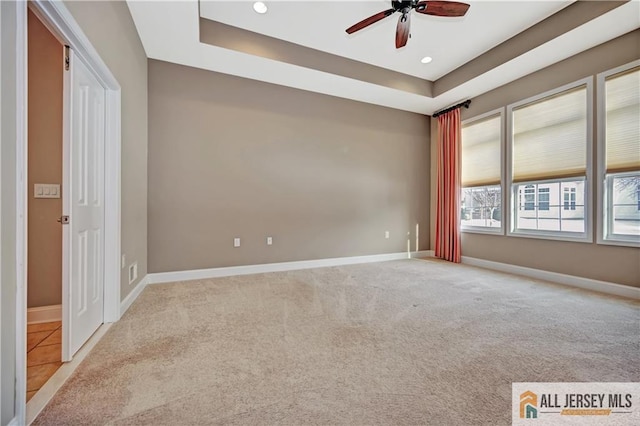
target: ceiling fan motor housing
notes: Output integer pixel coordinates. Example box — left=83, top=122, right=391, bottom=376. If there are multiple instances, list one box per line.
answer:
left=393, top=1, right=419, bottom=11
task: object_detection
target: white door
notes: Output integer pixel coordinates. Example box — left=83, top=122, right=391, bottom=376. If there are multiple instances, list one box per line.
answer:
left=62, top=49, right=106, bottom=360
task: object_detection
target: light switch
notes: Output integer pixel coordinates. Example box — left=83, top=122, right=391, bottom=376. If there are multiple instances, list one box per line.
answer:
left=34, top=184, right=61, bottom=199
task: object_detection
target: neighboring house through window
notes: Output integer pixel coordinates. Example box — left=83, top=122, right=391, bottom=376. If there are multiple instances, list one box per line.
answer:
left=522, top=185, right=535, bottom=211
left=564, top=187, right=576, bottom=210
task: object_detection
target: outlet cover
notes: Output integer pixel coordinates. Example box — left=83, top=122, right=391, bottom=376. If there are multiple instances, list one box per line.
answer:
left=234, top=238, right=241, bottom=247
left=267, top=237, right=273, bottom=245
left=34, top=183, right=61, bottom=199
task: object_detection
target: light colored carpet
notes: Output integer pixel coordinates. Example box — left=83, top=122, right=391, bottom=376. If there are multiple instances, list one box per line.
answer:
left=34, top=259, right=639, bottom=425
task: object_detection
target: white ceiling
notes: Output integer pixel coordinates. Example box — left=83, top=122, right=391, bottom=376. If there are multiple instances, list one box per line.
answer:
left=127, top=0, right=640, bottom=114
left=199, top=0, right=572, bottom=80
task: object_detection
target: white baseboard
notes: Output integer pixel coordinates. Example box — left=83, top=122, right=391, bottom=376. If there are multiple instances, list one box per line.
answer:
left=460, top=255, right=640, bottom=300
left=147, top=251, right=433, bottom=285
left=145, top=249, right=636, bottom=300
left=27, top=305, right=62, bottom=324
left=119, top=275, right=148, bottom=316
left=414, top=250, right=434, bottom=258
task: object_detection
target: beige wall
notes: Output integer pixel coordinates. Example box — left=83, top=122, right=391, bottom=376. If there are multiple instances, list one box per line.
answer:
left=148, top=60, right=430, bottom=273
left=27, top=10, right=63, bottom=308
left=64, top=0, right=148, bottom=300
left=430, top=30, right=640, bottom=287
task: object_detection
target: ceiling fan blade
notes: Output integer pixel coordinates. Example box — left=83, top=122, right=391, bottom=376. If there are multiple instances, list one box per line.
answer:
left=395, top=12, right=411, bottom=49
left=346, top=8, right=396, bottom=34
left=415, top=1, right=470, bottom=17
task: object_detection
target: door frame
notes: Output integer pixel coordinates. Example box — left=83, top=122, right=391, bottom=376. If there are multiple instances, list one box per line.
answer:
left=14, top=0, right=121, bottom=423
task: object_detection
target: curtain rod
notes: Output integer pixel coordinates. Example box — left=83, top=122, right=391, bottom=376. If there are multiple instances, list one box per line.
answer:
left=432, top=99, right=471, bottom=118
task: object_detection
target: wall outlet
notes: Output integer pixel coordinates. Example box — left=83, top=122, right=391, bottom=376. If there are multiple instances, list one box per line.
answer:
left=234, top=238, right=241, bottom=247
left=121, top=254, right=126, bottom=269
left=266, top=236, right=273, bottom=245
left=128, top=262, right=138, bottom=284
left=385, top=231, right=390, bottom=239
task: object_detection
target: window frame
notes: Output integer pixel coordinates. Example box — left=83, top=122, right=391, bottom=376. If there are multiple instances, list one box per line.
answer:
left=506, top=77, right=593, bottom=243
left=596, top=59, right=640, bottom=248
left=460, top=108, right=505, bottom=235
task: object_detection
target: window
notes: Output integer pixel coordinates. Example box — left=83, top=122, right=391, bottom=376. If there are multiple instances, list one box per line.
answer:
left=508, top=79, right=591, bottom=239
left=461, top=111, right=503, bottom=231
left=461, top=185, right=501, bottom=228
left=518, top=185, right=551, bottom=211
left=538, top=188, right=550, bottom=211
left=564, top=187, right=576, bottom=210
left=600, top=63, right=640, bottom=245
left=522, top=185, right=535, bottom=211
left=608, top=174, right=640, bottom=237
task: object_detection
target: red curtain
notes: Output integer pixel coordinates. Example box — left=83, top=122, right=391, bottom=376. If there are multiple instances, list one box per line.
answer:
left=435, top=109, right=461, bottom=263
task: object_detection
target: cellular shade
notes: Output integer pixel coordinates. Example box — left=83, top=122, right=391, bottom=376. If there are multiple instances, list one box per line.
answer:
left=605, top=67, right=640, bottom=173
left=462, top=115, right=501, bottom=187
left=512, top=86, right=587, bottom=182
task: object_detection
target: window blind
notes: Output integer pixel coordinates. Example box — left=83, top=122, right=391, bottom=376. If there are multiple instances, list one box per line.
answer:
left=605, top=67, right=640, bottom=173
left=461, top=115, right=501, bottom=187
left=512, top=86, right=587, bottom=182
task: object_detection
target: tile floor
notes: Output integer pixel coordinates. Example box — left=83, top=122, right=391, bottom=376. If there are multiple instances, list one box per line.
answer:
left=27, top=321, right=62, bottom=402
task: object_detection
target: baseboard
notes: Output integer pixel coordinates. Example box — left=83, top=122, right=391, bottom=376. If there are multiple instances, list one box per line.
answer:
left=147, top=251, right=432, bottom=285
left=119, top=275, right=148, bottom=316
left=146, top=250, right=636, bottom=300
left=27, top=305, right=62, bottom=324
left=414, top=250, right=434, bottom=258
left=461, top=256, right=640, bottom=300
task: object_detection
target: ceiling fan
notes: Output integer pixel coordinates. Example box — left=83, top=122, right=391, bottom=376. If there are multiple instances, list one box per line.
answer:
left=346, top=0, right=470, bottom=49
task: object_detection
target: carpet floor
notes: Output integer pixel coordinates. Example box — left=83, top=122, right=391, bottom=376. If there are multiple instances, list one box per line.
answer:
left=34, top=259, right=639, bottom=425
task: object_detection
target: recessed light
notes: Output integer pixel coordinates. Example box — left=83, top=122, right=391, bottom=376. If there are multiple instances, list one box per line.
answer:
left=253, top=2, right=268, bottom=14
left=421, top=56, right=433, bottom=64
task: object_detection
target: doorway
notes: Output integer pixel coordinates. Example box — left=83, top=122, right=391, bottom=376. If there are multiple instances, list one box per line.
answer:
left=25, top=8, right=64, bottom=402
left=16, top=1, right=123, bottom=423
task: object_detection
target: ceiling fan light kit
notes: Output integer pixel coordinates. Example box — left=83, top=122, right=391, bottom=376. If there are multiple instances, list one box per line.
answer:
left=346, top=0, right=470, bottom=49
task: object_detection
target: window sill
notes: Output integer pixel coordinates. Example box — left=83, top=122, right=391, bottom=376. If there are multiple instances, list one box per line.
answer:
left=507, top=229, right=592, bottom=244
left=461, top=227, right=504, bottom=235
left=598, top=236, right=640, bottom=248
